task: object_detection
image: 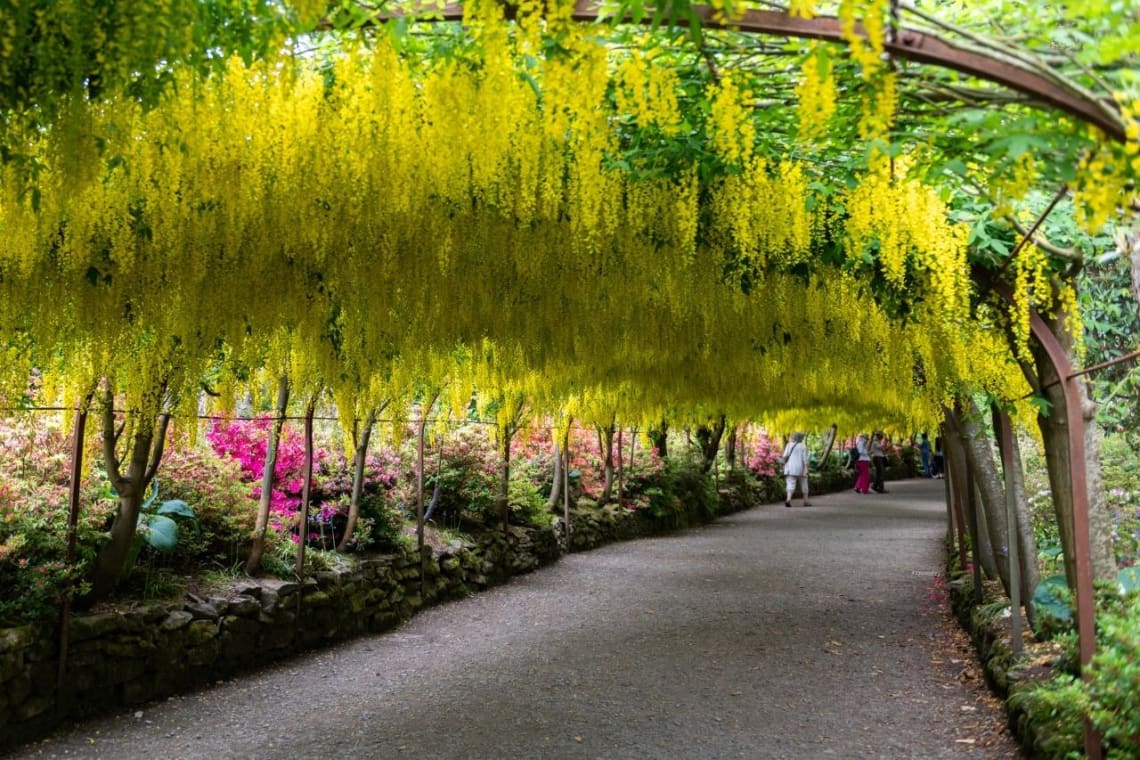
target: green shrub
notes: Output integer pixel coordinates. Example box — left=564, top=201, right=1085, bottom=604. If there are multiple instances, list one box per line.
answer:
left=1087, top=594, right=1140, bottom=753
left=158, top=446, right=257, bottom=563
left=508, top=474, right=548, bottom=526
left=1009, top=674, right=1086, bottom=759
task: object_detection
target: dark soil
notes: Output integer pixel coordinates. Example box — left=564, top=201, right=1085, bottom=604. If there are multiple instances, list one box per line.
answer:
left=12, top=479, right=1020, bottom=759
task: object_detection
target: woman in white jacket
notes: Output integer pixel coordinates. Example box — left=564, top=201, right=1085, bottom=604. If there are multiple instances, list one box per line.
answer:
left=781, top=432, right=811, bottom=508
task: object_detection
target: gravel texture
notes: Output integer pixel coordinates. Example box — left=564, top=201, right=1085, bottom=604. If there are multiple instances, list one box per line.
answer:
left=12, top=479, right=1020, bottom=759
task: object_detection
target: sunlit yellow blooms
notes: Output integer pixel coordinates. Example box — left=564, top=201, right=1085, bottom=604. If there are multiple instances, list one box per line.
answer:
left=708, top=73, right=755, bottom=166
left=1073, top=143, right=1136, bottom=233
left=858, top=71, right=897, bottom=144
left=1057, top=283, right=1085, bottom=363
left=1009, top=243, right=1051, bottom=361
left=615, top=49, right=682, bottom=136
left=796, top=46, right=837, bottom=143
left=0, top=6, right=1044, bottom=442
left=842, top=161, right=970, bottom=321
left=838, top=0, right=887, bottom=78
left=710, top=159, right=814, bottom=268
left=991, top=153, right=1039, bottom=217
left=788, top=0, right=815, bottom=19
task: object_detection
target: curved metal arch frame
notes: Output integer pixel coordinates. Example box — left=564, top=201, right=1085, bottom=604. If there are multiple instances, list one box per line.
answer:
left=401, top=1, right=1124, bottom=142
left=1026, top=307, right=1101, bottom=760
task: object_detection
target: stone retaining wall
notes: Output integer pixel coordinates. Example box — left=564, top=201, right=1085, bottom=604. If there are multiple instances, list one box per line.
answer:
left=1, top=485, right=765, bottom=752
left=947, top=569, right=1082, bottom=757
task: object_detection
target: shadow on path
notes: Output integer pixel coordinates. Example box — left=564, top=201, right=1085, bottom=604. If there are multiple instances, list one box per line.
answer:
left=13, top=479, right=1020, bottom=759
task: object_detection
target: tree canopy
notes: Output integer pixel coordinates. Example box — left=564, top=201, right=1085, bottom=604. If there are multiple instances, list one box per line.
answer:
left=0, top=0, right=1137, bottom=433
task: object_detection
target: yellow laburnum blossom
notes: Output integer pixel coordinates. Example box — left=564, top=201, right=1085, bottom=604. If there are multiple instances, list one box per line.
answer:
left=796, top=46, right=837, bottom=143
left=708, top=73, right=755, bottom=167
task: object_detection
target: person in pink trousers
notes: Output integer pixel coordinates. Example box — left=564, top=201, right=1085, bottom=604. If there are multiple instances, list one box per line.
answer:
left=853, top=433, right=872, bottom=494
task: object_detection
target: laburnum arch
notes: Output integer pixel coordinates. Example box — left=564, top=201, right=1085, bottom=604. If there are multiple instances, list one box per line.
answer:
left=0, top=2, right=1136, bottom=755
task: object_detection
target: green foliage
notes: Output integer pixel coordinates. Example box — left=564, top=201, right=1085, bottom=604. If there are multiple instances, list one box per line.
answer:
left=659, top=457, right=718, bottom=523
left=1086, top=594, right=1140, bottom=753
left=1032, top=574, right=1074, bottom=632
left=420, top=427, right=499, bottom=528
left=507, top=475, right=548, bottom=527
left=157, top=445, right=257, bottom=564
left=0, top=417, right=115, bottom=625
left=1009, top=674, right=1087, bottom=760
left=1096, top=436, right=1140, bottom=567
left=1078, top=252, right=1140, bottom=435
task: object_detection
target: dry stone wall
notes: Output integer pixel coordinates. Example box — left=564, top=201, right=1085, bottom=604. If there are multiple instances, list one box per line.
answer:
left=1, top=489, right=758, bottom=751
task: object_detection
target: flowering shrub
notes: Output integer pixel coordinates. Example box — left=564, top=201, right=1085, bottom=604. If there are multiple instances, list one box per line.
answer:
left=157, top=445, right=257, bottom=564
left=745, top=431, right=783, bottom=479
left=0, top=415, right=114, bottom=625
left=418, top=425, right=499, bottom=528
left=207, top=418, right=316, bottom=516
left=206, top=418, right=410, bottom=551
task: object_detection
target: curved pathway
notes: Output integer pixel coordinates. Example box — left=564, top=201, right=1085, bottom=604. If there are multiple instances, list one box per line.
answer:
left=14, top=479, right=1019, bottom=759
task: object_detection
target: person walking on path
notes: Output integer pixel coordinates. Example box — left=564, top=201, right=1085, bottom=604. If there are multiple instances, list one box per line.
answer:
left=870, top=431, right=889, bottom=494
left=781, top=432, right=811, bottom=507
left=853, top=433, right=872, bottom=494
left=932, top=434, right=945, bottom=479
left=918, top=432, right=932, bottom=478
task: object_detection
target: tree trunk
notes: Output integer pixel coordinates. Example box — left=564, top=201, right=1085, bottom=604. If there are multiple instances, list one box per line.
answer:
left=337, top=409, right=378, bottom=551
left=944, top=415, right=999, bottom=582
left=1028, top=310, right=1117, bottom=587
left=944, top=424, right=970, bottom=572
left=90, top=385, right=171, bottom=604
left=992, top=404, right=1040, bottom=629
left=246, top=376, right=290, bottom=575
left=648, top=420, right=668, bottom=458
left=725, top=425, right=738, bottom=470
left=599, top=423, right=616, bottom=502
left=294, top=393, right=317, bottom=577
left=498, top=430, right=511, bottom=533
left=694, top=415, right=726, bottom=473
left=548, top=418, right=570, bottom=512
left=547, top=436, right=563, bottom=511
left=616, top=427, right=625, bottom=504
left=946, top=400, right=1012, bottom=596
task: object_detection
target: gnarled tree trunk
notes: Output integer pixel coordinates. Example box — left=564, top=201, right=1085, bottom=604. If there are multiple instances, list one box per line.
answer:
left=944, top=414, right=999, bottom=582
left=599, top=422, right=616, bottom=502
left=648, top=420, right=668, bottom=458
left=694, top=415, right=726, bottom=473
left=946, top=400, right=1011, bottom=596
left=90, top=383, right=171, bottom=604
left=246, top=376, right=290, bottom=575
left=991, top=403, right=1040, bottom=629
left=338, top=406, right=382, bottom=551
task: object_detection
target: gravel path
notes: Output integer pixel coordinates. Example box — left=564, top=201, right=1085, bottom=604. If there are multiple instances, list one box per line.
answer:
left=13, top=479, right=1020, bottom=759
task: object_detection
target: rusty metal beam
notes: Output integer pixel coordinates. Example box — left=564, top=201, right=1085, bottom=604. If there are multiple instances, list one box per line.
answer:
left=372, top=2, right=1124, bottom=142
left=1025, top=307, right=1102, bottom=760
left=57, top=400, right=91, bottom=706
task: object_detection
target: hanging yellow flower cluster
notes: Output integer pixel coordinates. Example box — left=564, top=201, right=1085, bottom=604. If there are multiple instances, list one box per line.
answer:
left=842, top=160, right=971, bottom=322
left=1072, top=95, right=1140, bottom=233
left=838, top=0, right=888, bottom=77
left=795, top=45, right=838, bottom=143
left=0, top=0, right=1011, bottom=436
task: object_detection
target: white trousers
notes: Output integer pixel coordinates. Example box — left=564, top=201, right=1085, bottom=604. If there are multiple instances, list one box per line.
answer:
left=785, top=474, right=809, bottom=498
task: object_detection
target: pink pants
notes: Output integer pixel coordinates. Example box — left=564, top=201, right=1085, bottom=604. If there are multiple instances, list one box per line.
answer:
left=854, top=460, right=871, bottom=494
